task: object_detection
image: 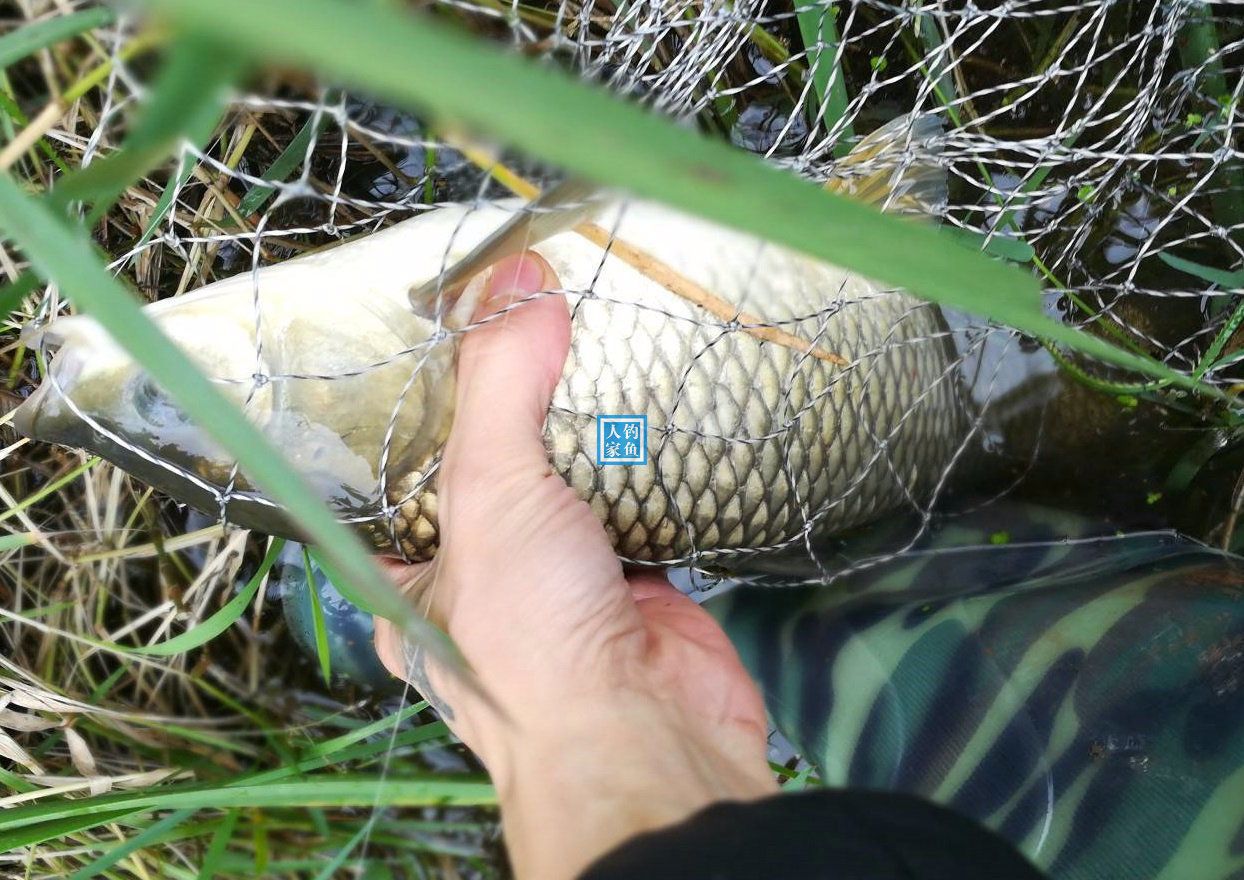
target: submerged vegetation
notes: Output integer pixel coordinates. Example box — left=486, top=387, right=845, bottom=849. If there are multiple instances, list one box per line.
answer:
left=0, top=0, right=1240, bottom=875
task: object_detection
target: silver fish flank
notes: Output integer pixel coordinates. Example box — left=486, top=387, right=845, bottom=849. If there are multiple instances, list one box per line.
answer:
left=13, top=115, right=966, bottom=566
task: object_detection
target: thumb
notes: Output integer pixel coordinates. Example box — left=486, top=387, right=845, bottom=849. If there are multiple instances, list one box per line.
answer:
left=444, top=251, right=569, bottom=491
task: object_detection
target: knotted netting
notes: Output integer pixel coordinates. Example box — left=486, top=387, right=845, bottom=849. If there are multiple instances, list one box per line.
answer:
left=7, top=0, right=1244, bottom=587
left=3, top=0, right=1242, bottom=586
left=0, top=0, right=1241, bottom=874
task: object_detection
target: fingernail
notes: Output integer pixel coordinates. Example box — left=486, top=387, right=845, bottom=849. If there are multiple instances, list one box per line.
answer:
left=485, top=253, right=548, bottom=305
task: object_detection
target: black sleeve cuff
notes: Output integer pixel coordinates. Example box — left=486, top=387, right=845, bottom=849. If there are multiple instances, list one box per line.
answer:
left=578, top=789, right=1047, bottom=880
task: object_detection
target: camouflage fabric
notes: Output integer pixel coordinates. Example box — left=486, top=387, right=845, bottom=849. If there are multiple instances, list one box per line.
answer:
left=711, top=505, right=1244, bottom=880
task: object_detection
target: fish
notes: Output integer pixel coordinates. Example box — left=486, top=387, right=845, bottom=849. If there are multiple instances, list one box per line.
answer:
left=12, top=114, right=967, bottom=565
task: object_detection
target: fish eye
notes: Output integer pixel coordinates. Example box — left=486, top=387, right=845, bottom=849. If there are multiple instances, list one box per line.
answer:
left=131, top=375, right=189, bottom=428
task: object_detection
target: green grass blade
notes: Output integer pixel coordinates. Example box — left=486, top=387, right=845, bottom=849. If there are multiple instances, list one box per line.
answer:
left=1, top=808, right=146, bottom=852
left=302, top=545, right=333, bottom=685
left=0, top=766, right=35, bottom=794
left=300, top=703, right=428, bottom=759
left=0, top=176, right=462, bottom=678
left=912, top=13, right=957, bottom=114
left=197, top=809, right=240, bottom=880
left=136, top=0, right=1228, bottom=403
left=4, top=721, right=453, bottom=849
left=1159, top=252, right=1244, bottom=289
left=311, top=820, right=372, bottom=880
left=236, top=110, right=331, bottom=217
left=67, top=808, right=195, bottom=880
left=132, top=538, right=284, bottom=656
left=242, top=722, right=452, bottom=788
left=0, top=7, right=115, bottom=70
left=796, top=3, right=853, bottom=153
left=0, top=777, right=496, bottom=838
left=136, top=157, right=200, bottom=251
left=0, top=532, right=37, bottom=552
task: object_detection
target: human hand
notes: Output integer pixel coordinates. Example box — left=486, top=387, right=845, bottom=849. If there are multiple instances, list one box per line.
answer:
left=373, top=250, right=776, bottom=880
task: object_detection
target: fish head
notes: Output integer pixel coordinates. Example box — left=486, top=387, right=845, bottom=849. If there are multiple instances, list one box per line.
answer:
left=15, top=309, right=259, bottom=457
left=12, top=269, right=456, bottom=539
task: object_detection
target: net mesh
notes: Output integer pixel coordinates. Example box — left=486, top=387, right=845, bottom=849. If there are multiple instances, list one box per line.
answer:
left=14, top=0, right=1244, bottom=578
left=0, top=0, right=1241, bottom=872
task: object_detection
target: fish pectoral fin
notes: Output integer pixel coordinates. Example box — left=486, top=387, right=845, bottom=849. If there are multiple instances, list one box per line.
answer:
left=407, top=177, right=605, bottom=324
left=824, top=113, right=948, bottom=217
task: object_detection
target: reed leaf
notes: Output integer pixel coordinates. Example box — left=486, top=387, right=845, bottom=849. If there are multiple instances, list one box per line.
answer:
left=0, top=7, right=114, bottom=70
left=137, top=0, right=1229, bottom=402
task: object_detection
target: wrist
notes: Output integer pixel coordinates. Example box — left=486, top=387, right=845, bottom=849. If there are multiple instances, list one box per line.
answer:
left=487, top=697, right=775, bottom=880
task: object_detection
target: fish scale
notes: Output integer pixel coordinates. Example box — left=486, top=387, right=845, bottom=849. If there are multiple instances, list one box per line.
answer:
left=383, top=198, right=966, bottom=563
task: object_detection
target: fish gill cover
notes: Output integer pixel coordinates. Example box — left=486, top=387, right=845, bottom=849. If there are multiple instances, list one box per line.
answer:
left=0, top=0, right=1241, bottom=876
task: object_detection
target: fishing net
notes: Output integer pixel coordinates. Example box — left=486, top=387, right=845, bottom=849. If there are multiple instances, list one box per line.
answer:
left=14, top=0, right=1241, bottom=579
left=0, top=0, right=1241, bottom=875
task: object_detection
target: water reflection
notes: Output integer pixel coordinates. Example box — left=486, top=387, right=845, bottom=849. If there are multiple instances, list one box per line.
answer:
left=731, top=98, right=810, bottom=157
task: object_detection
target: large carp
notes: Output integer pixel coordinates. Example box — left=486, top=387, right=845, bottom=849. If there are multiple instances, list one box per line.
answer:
left=12, top=116, right=966, bottom=564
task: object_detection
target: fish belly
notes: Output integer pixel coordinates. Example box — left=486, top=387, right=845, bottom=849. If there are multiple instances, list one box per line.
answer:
left=387, top=201, right=967, bottom=563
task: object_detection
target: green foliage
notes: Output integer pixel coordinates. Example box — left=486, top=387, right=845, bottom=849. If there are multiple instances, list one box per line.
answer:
left=236, top=109, right=332, bottom=216
left=1159, top=253, right=1244, bottom=289
left=132, top=539, right=285, bottom=656
left=0, top=7, right=114, bottom=69
left=795, top=2, right=853, bottom=153
left=303, top=545, right=334, bottom=685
